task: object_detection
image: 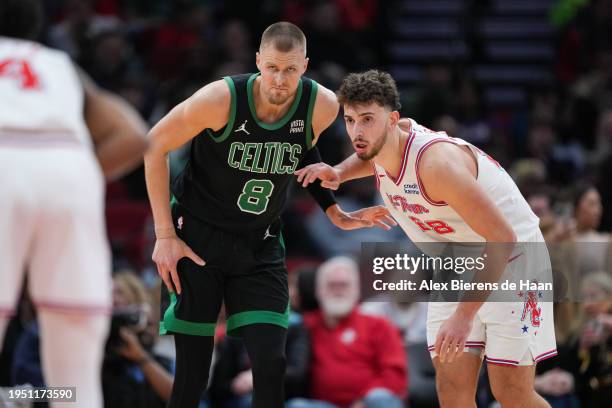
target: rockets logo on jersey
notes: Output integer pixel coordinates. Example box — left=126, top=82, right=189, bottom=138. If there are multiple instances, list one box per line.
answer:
left=385, top=194, right=455, bottom=235
left=386, top=194, right=429, bottom=215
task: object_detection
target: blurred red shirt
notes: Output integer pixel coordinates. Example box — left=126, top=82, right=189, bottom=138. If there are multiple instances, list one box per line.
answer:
left=304, top=308, right=408, bottom=407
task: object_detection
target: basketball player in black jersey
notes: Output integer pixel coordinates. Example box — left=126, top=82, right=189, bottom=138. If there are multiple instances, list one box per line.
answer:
left=144, top=22, right=394, bottom=408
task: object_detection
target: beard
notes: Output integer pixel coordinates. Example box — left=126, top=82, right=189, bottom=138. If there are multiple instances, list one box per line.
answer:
left=266, top=88, right=293, bottom=105
left=355, top=127, right=388, bottom=161
left=320, top=296, right=357, bottom=318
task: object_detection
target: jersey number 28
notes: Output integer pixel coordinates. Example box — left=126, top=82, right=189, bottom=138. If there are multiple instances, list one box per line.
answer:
left=409, top=216, right=455, bottom=234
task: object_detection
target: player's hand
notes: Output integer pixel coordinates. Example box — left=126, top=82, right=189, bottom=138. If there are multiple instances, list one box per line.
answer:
left=434, top=310, right=474, bottom=364
left=326, top=204, right=396, bottom=230
left=152, top=235, right=205, bottom=294
left=347, top=205, right=397, bottom=230
left=294, top=162, right=341, bottom=189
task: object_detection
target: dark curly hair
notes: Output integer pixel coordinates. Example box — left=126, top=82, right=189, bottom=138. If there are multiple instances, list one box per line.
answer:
left=0, top=0, right=43, bottom=40
left=337, top=70, right=401, bottom=111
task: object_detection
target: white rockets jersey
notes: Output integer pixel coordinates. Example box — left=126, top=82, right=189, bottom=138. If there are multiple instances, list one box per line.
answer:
left=0, top=37, right=91, bottom=147
left=374, top=118, right=540, bottom=245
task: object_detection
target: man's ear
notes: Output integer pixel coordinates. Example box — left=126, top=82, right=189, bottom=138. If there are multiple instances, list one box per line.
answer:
left=389, top=110, right=400, bottom=127
left=303, top=57, right=309, bottom=74
left=255, top=51, right=261, bottom=71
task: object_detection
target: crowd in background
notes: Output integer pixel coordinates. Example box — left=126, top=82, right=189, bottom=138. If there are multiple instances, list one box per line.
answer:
left=1, top=0, right=612, bottom=407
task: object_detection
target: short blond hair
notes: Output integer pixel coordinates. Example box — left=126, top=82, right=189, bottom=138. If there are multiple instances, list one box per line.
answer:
left=260, top=22, right=306, bottom=55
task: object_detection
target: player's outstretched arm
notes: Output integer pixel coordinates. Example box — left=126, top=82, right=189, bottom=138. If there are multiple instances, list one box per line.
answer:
left=419, top=142, right=517, bottom=363
left=144, top=80, right=229, bottom=293
left=295, top=153, right=374, bottom=189
left=80, top=68, right=148, bottom=181
left=326, top=204, right=397, bottom=230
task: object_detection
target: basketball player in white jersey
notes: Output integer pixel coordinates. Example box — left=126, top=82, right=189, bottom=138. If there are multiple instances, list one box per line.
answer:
left=0, top=1, right=148, bottom=407
left=295, top=70, right=557, bottom=408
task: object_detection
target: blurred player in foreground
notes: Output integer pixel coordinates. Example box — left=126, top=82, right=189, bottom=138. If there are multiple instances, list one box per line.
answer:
left=296, top=70, right=557, bottom=408
left=0, top=1, right=148, bottom=406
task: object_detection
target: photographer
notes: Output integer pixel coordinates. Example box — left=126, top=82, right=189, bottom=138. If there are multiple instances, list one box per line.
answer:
left=102, top=271, right=174, bottom=408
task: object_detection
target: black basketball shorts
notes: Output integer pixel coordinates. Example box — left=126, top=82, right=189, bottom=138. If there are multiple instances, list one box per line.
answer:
left=159, top=201, right=289, bottom=337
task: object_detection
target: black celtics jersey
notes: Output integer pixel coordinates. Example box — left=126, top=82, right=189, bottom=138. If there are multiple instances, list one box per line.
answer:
left=172, top=72, right=318, bottom=233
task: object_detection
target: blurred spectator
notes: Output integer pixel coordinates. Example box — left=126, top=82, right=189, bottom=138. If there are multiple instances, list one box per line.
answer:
left=216, top=20, right=253, bottom=66
left=47, top=0, right=122, bottom=61
left=303, top=2, right=368, bottom=71
left=450, top=79, right=491, bottom=146
left=149, top=0, right=212, bottom=79
left=407, top=64, right=454, bottom=129
left=334, top=0, right=378, bottom=33
left=530, top=273, right=611, bottom=408
left=359, top=247, right=428, bottom=346
left=534, top=299, right=582, bottom=408
left=288, top=257, right=407, bottom=408
left=571, top=272, right=612, bottom=406
left=102, top=271, right=174, bottom=408
left=592, top=108, right=612, bottom=164
left=361, top=289, right=431, bottom=408
left=526, top=121, right=585, bottom=185
left=360, top=297, right=427, bottom=347
left=571, top=185, right=612, bottom=278
left=80, top=30, right=136, bottom=91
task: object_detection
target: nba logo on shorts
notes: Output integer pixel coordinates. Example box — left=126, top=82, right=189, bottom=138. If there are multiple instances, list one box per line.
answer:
left=177, top=216, right=184, bottom=230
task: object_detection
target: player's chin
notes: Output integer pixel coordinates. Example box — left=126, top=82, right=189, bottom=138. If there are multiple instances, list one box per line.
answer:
left=355, top=149, right=374, bottom=161
left=269, top=92, right=290, bottom=105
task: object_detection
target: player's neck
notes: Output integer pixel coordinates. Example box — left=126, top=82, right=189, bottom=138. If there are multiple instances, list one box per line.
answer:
left=252, top=77, right=296, bottom=124
left=373, top=127, right=410, bottom=181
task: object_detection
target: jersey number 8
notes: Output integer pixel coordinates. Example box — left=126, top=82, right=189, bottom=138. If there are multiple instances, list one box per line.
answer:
left=237, top=179, right=274, bottom=214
